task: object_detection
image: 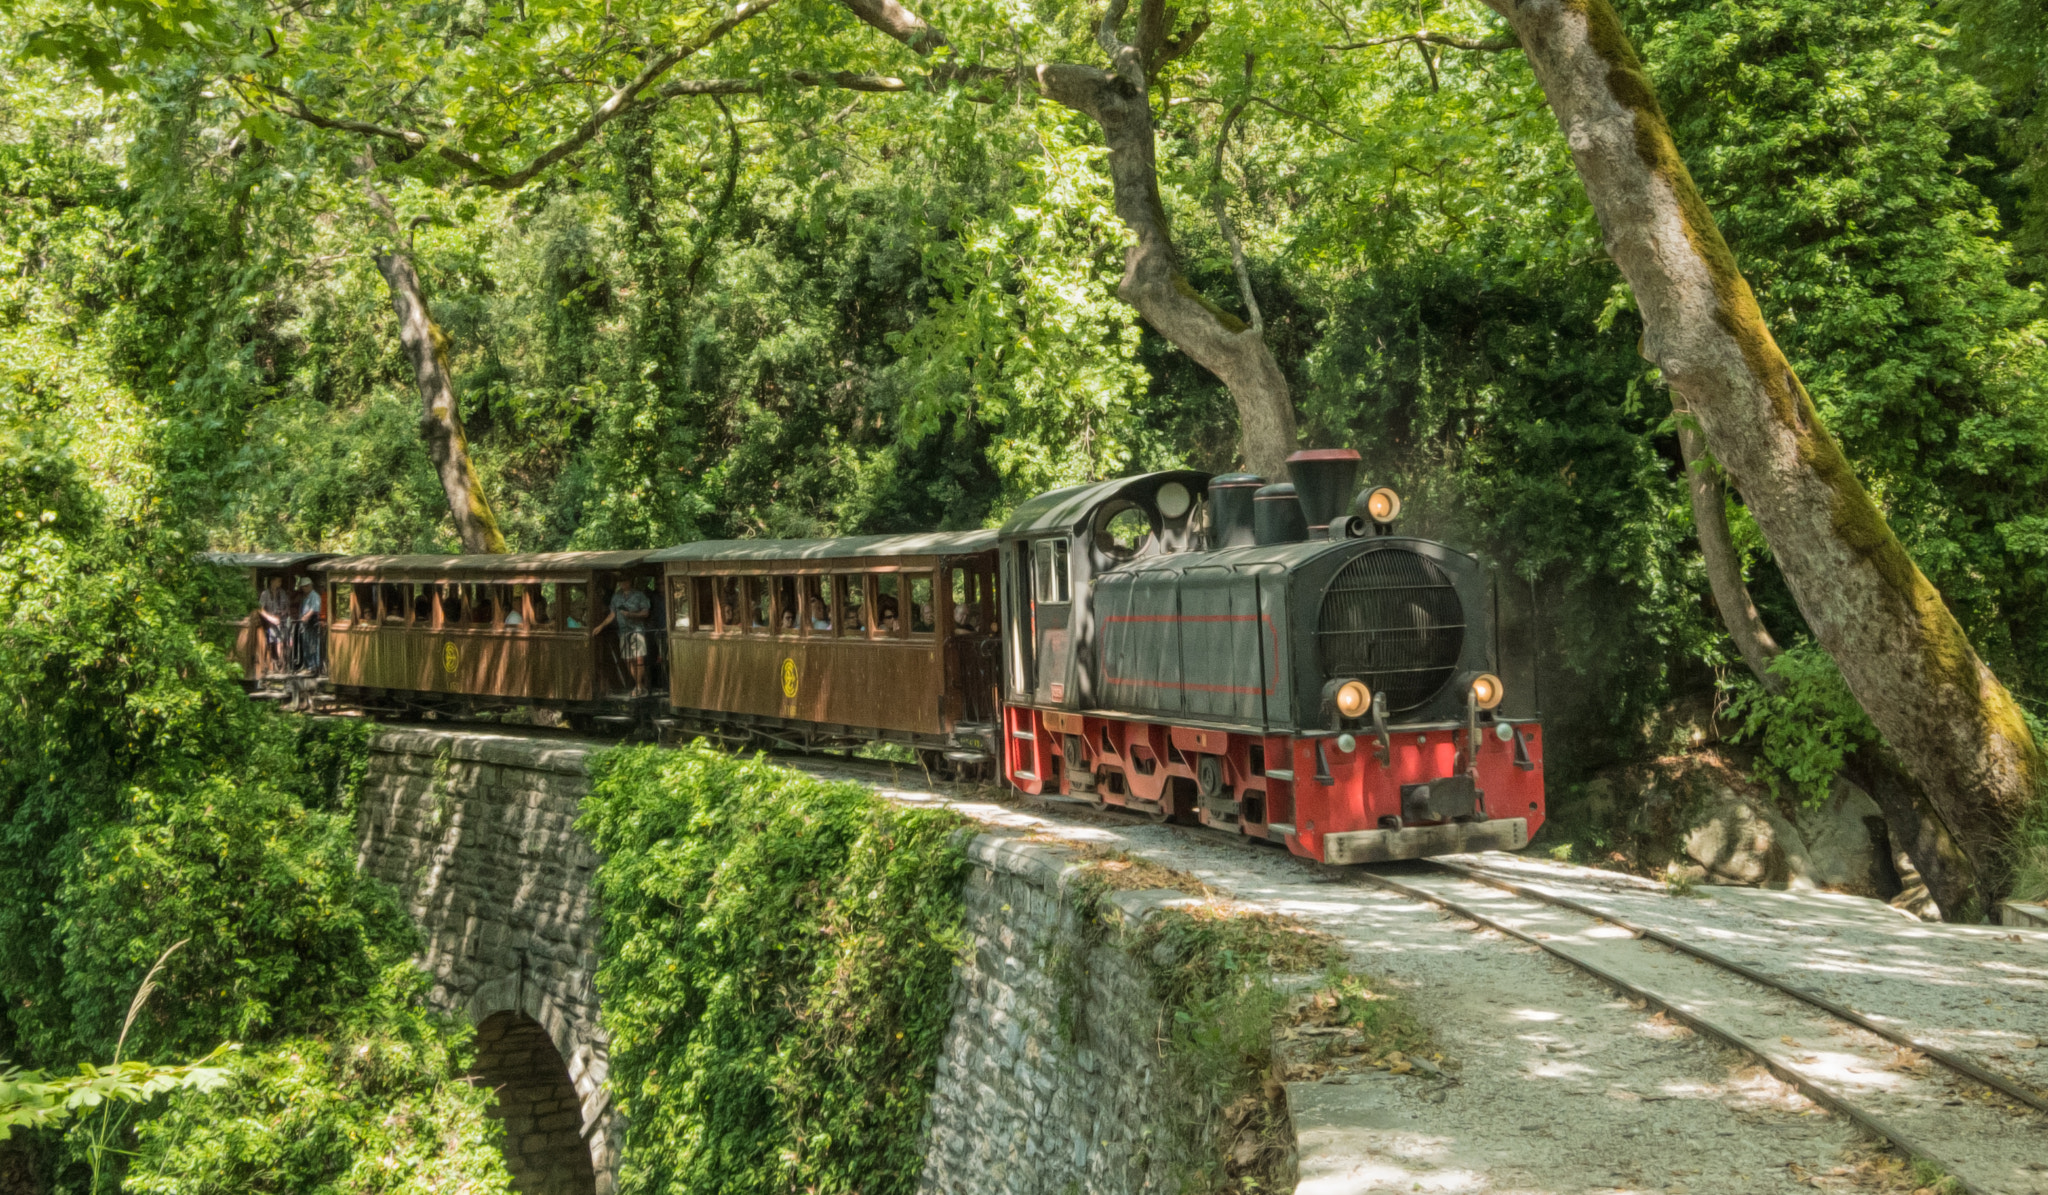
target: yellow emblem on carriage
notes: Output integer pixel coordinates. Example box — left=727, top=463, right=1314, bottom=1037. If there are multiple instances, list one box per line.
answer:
left=443, top=641, right=460, bottom=676
left=780, top=657, right=799, bottom=699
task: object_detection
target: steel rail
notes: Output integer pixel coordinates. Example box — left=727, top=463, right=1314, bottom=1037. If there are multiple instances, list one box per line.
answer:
left=1349, top=866, right=1999, bottom=1195
left=1425, top=857, right=2048, bottom=1117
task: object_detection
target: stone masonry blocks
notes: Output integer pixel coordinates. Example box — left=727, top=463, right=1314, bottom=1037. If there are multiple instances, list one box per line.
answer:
left=361, top=728, right=1202, bottom=1195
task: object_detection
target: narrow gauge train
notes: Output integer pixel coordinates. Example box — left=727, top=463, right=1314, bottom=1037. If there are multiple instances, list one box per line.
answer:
left=206, top=449, right=1545, bottom=865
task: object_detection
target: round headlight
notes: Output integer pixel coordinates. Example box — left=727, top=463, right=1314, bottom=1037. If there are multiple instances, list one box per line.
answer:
left=1334, top=679, right=1371, bottom=719
left=1362, top=486, right=1401, bottom=523
left=1470, top=673, right=1505, bottom=710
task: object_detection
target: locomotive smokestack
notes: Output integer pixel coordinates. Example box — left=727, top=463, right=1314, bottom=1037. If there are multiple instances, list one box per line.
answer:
left=1207, top=473, right=1264, bottom=550
left=1286, top=449, right=1362, bottom=538
left=1253, top=483, right=1309, bottom=545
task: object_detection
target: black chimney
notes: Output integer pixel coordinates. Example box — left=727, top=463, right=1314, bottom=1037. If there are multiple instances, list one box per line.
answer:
left=1253, top=483, right=1309, bottom=545
left=1207, top=473, right=1264, bottom=550
left=1286, top=448, right=1362, bottom=538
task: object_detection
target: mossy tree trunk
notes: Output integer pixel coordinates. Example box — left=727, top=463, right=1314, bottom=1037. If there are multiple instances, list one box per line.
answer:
left=360, top=164, right=507, bottom=556
left=374, top=247, right=509, bottom=556
left=1490, top=0, right=2041, bottom=896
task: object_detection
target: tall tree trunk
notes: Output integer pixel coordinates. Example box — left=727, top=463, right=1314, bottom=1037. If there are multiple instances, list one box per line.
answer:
left=374, top=248, right=509, bottom=555
left=1676, top=416, right=1783, bottom=692
left=359, top=161, right=507, bottom=555
left=835, top=0, right=1300, bottom=480
left=1031, top=62, right=1299, bottom=480
left=1492, top=0, right=2042, bottom=894
left=1683, top=415, right=1981, bottom=914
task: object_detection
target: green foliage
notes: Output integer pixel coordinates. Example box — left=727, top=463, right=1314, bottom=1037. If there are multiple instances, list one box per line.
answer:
left=579, top=743, right=970, bottom=1195
left=124, top=981, right=513, bottom=1195
left=0, top=1046, right=233, bottom=1141
left=1722, top=642, right=1881, bottom=807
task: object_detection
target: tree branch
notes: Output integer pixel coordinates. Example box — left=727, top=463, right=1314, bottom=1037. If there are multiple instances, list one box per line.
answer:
left=1211, top=56, right=1261, bottom=334
left=251, top=0, right=783, bottom=190
left=1325, top=29, right=1518, bottom=52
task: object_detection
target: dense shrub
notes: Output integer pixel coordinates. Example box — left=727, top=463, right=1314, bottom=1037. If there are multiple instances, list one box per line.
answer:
left=580, top=744, right=970, bottom=1195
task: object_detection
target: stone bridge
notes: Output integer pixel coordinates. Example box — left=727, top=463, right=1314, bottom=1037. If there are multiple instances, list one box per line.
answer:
left=355, top=725, right=1237, bottom=1195
left=356, top=729, right=619, bottom=1195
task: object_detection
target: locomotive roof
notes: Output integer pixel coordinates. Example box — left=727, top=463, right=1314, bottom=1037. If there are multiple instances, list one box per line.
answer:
left=647, top=530, right=998, bottom=564
left=312, top=550, right=655, bottom=578
left=998, top=469, right=1212, bottom=539
left=199, top=551, right=339, bottom=569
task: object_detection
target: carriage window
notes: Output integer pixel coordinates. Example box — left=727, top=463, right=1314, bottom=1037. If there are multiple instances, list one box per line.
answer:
left=837, top=575, right=866, bottom=634
left=331, top=583, right=355, bottom=623
left=521, top=583, right=547, bottom=629
left=948, top=568, right=982, bottom=635
left=796, top=576, right=829, bottom=634
left=716, top=578, right=740, bottom=632
left=670, top=578, right=692, bottom=629
left=773, top=576, right=798, bottom=635
left=563, top=584, right=588, bottom=629
left=875, top=574, right=903, bottom=636
left=495, top=585, right=522, bottom=628
left=690, top=578, right=714, bottom=631
left=538, top=582, right=559, bottom=629
left=746, top=577, right=770, bottom=631
left=383, top=583, right=410, bottom=622
left=468, top=583, right=495, bottom=624
left=908, top=575, right=934, bottom=635
left=1033, top=538, right=1071, bottom=604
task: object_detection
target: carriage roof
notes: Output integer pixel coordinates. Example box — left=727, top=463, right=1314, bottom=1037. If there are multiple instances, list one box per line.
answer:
left=646, top=530, right=998, bottom=565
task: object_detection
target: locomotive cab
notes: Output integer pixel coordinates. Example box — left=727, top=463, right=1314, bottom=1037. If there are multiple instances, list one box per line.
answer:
left=997, top=454, right=1546, bottom=864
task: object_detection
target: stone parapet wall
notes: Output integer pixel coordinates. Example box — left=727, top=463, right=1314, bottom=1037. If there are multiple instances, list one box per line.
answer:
left=919, top=836, right=1204, bottom=1195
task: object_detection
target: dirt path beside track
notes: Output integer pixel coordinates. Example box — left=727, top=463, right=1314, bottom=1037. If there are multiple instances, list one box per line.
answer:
left=798, top=757, right=2046, bottom=1195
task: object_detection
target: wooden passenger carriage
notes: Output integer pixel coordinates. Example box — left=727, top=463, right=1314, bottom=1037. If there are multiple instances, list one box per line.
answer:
left=313, top=551, right=663, bottom=714
left=651, top=532, right=1001, bottom=756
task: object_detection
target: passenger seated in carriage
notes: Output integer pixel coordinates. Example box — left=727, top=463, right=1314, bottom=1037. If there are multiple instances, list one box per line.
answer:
left=807, top=596, right=832, bottom=631
left=877, top=596, right=900, bottom=634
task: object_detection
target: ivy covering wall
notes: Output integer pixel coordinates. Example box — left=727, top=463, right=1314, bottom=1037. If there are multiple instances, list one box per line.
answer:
left=579, top=744, right=971, bottom=1195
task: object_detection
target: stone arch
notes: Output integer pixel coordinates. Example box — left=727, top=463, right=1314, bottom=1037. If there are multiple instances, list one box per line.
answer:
left=470, top=1010, right=600, bottom=1195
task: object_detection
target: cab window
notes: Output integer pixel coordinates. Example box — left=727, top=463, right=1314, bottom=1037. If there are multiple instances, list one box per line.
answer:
left=1033, top=538, right=1070, bottom=604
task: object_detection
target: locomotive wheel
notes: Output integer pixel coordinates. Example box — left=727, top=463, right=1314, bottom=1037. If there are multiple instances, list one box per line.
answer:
left=1196, top=754, right=1226, bottom=800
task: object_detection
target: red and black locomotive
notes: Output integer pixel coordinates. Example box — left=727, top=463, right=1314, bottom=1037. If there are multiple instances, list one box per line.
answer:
left=994, top=449, right=1543, bottom=864
left=208, top=448, right=1544, bottom=866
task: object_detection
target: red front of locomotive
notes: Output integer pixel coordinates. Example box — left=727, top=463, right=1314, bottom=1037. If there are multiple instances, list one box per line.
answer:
left=1280, top=715, right=1545, bottom=864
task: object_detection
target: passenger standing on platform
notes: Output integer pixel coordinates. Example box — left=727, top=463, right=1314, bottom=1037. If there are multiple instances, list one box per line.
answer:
left=296, top=579, right=324, bottom=672
left=258, top=575, right=293, bottom=676
left=592, top=581, right=653, bottom=697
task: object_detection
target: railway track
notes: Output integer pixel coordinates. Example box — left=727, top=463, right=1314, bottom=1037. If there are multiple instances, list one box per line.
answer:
left=1354, top=859, right=2048, bottom=1195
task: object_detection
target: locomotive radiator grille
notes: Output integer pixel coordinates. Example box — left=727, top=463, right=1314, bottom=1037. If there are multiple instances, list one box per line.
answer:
left=1317, top=550, right=1464, bottom=713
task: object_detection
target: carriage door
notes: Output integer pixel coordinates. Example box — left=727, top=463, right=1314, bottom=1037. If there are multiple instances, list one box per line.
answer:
left=1030, top=537, right=1072, bottom=706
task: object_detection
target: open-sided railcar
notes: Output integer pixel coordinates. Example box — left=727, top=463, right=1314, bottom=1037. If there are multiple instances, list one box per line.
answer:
left=200, top=551, right=337, bottom=684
